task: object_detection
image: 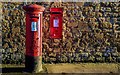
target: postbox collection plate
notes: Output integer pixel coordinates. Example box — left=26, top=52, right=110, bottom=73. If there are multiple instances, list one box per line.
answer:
left=53, top=18, right=59, bottom=27
left=31, top=22, right=38, bottom=31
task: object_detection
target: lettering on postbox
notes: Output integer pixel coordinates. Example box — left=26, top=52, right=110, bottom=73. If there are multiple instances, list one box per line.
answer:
left=31, top=22, right=38, bottom=31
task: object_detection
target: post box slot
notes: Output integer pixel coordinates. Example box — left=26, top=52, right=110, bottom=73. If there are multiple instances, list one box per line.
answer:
left=51, top=12, right=61, bottom=14
left=30, top=16, right=39, bottom=18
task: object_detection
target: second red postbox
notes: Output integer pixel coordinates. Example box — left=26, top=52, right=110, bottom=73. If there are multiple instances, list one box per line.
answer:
left=50, top=8, right=63, bottom=39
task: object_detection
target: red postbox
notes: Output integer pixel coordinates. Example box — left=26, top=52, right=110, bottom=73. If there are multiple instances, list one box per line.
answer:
left=50, top=8, right=63, bottom=39
left=23, top=4, right=45, bottom=73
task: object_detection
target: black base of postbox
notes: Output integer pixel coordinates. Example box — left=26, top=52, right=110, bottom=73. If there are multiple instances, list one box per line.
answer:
left=24, top=55, right=42, bottom=73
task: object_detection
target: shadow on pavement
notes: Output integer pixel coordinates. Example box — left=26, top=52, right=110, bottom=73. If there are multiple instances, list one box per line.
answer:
left=1, top=65, right=48, bottom=74
left=1, top=67, right=24, bottom=73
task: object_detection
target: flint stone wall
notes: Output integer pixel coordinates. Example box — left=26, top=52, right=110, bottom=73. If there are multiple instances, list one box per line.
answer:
left=2, top=2, right=120, bottom=64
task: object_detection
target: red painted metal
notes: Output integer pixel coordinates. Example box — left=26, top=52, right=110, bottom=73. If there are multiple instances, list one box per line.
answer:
left=23, top=4, right=45, bottom=56
left=50, top=8, right=63, bottom=39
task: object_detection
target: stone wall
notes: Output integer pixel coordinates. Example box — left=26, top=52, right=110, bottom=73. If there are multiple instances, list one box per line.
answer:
left=2, top=2, right=120, bottom=64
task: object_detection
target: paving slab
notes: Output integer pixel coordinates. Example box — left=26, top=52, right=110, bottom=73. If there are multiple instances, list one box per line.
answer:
left=44, top=63, right=119, bottom=73
left=1, top=63, right=120, bottom=74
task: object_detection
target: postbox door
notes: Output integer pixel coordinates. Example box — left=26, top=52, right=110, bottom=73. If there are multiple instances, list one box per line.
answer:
left=50, top=14, right=62, bottom=39
left=26, top=15, right=42, bottom=56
